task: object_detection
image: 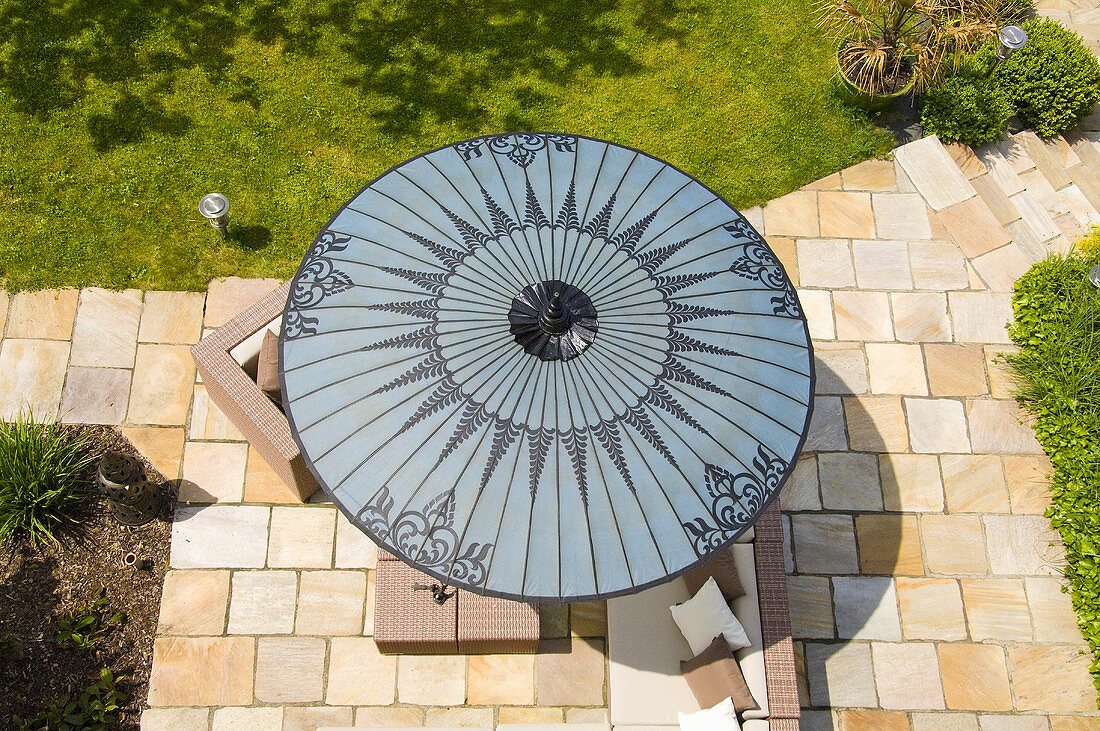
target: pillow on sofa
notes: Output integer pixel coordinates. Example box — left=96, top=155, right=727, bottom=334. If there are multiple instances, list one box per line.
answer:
left=681, top=635, right=759, bottom=713
left=677, top=696, right=740, bottom=730
left=670, top=577, right=751, bottom=655
left=684, top=549, right=745, bottom=601
left=256, top=330, right=282, bottom=405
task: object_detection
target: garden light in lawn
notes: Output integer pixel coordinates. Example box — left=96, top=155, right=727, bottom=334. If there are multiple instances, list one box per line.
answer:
left=198, top=193, right=230, bottom=233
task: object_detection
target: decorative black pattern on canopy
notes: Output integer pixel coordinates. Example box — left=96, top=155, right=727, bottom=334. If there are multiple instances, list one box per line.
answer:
left=280, top=133, right=814, bottom=602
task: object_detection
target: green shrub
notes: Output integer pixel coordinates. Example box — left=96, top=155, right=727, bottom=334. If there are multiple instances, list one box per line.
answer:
left=15, top=668, right=124, bottom=731
left=992, top=18, right=1100, bottom=138
left=0, top=413, right=96, bottom=547
left=1007, top=246, right=1100, bottom=699
left=920, top=73, right=1014, bottom=146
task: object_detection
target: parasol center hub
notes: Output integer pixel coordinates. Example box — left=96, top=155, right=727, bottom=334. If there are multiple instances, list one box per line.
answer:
left=509, top=280, right=598, bottom=362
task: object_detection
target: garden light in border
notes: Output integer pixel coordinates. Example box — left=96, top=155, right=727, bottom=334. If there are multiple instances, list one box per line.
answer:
left=996, top=25, right=1028, bottom=60
left=199, top=193, right=230, bottom=233
left=1089, top=265, right=1100, bottom=289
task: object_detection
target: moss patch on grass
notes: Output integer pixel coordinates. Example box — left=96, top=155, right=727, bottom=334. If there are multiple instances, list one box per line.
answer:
left=0, top=0, right=892, bottom=292
left=1007, top=232, right=1100, bottom=700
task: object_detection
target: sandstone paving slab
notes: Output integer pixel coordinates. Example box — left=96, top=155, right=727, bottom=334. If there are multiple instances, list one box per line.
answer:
left=1003, top=455, right=1054, bottom=515
left=891, top=292, right=952, bottom=342
left=1026, top=577, right=1086, bottom=644
left=227, top=570, right=298, bottom=634
left=59, top=366, right=130, bottom=425
left=938, top=643, right=1013, bottom=711
left=921, top=514, right=989, bottom=575
left=832, top=576, right=901, bottom=640
left=335, top=510, right=379, bottom=568
left=805, top=641, right=877, bottom=707
left=818, top=452, right=882, bottom=511
left=872, top=642, right=945, bottom=710
left=242, top=444, right=302, bottom=503
left=0, top=338, right=69, bottom=421
left=398, top=654, right=467, bottom=705
left=805, top=396, right=847, bottom=452
left=896, top=577, right=967, bottom=641
left=949, top=292, right=1013, bottom=344
left=180, top=440, right=248, bottom=503
left=282, top=706, right=354, bottom=731
left=946, top=141, right=987, bottom=179
left=979, top=716, right=1053, bottom=731
left=120, top=426, right=185, bottom=480
left=1006, top=218, right=1053, bottom=263
left=1009, top=644, right=1097, bottom=713
left=147, top=636, right=255, bottom=706
left=971, top=173, right=1023, bottom=226
left=813, top=343, right=868, bottom=395
left=797, top=238, right=856, bottom=288
left=834, top=291, right=894, bottom=341
left=328, top=637, right=397, bottom=705
left=985, top=514, right=1062, bottom=577
left=70, top=288, right=142, bottom=368
left=973, top=243, right=1035, bottom=292
left=844, top=396, right=909, bottom=453
left=567, top=708, right=610, bottom=723
left=296, top=570, right=366, bottom=635
left=852, top=240, right=913, bottom=290
left=536, top=638, right=605, bottom=706
left=468, top=654, right=536, bottom=705
left=139, top=291, right=205, bottom=344
left=780, top=455, right=821, bottom=511
left=937, top=197, right=1013, bottom=258
left=961, top=578, right=1033, bottom=641
left=0, top=291, right=8, bottom=338
left=354, top=706, right=424, bottom=725
left=6, top=288, right=79, bottom=339
left=171, top=504, right=269, bottom=568
left=805, top=171, right=842, bottom=191
left=798, top=289, right=835, bottom=340
left=866, top=342, right=927, bottom=395
left=880, top=454, right=944, bottom=512
left=909, top=241, right=969, bottom=291
left=363, top=571, right=376, bottom=636
left=792, top=514, right=858, bottom=574
left=894, top=136, right=977, bottom=210
left=871, top=193, right=932, bottom=239
left=157, top=569, right=229, bottom=635
left=254, top=636, right=327, bottom=703
left=767, top=235, right=799, bottom=286
left=1050, top=717, right=1100, bottom=731
left=500, top=707, right=564, bottom=722
left=204, top=276, right=281, bottom=328
left=842, top=159, right=896, bottom=191
left=787, top=575, right=834, bottom=639
left=838, top=709, right=913, bottom=730
left=128, top=344, right=196, bottom=425
left=211, top=707, right=284, bottom=731
left=268, top=505, right=337, bottom=568
left=425, top=707, right=496, bottom=726
left=984, top=345, right=1019, bottom=398
left=1011, top=191, right=1063, bottom=242
left=942, top=454, right=1010, bottom=513
left=139, top=707, right=209, bottom=731
left=856, top=514, right=923, bottom=575
left=1018, top=130, right=1074, bottom=190
left=968, top=400, right=1043, bottom=454
left=912, top=712, right=981, bottom=730
left=188, top=384, right=246, bottom=441
left=925, top=344, right=988, bottom=396
left=762, top=190, right=819, bottom=237
left=819, top=191, right=875, bottom=238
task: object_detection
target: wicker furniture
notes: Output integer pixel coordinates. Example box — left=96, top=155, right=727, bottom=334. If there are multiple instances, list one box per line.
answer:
left=190, top=283, right=319, bottom=502
left=375, top=550, right=539, bottom=655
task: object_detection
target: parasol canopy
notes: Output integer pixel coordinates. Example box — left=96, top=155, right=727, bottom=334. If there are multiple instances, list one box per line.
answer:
left=280, top=133, right=814, bottom=602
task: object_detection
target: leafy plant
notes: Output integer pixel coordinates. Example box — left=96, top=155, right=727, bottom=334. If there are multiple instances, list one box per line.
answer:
left=55, top=588, right=124, bottom=651
left=15, top=668, right=124, bottom=731
left=992, top=18, right=1100, bottom=138
left=0, top=413, right=96, bottom=547
left=1006, top=237, right=1100, bottom=698
left=920, top=72, right=1013, bottom=146
left=816, top=0, right=1029, bottom=95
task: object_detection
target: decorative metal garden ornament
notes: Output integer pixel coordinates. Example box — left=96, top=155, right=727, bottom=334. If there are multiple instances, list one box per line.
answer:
left=280, top=133, right=814, bottom=602
left=96, top=452, right=167, bottom=526
left=198, top=193, right=230, bottom=233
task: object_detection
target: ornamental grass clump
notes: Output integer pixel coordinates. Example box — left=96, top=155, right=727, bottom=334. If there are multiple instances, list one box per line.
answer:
left=0, top=413, right=96, bottom=547
left=1007, top=234, right=1100, bottom=695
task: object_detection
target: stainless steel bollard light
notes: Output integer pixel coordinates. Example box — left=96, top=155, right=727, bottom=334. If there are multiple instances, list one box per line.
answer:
left=996, top=25, right=1028, bottom=60
left=199, top=193, right=230, bottom=233
left=1089, top=265, right=1100, bottom=289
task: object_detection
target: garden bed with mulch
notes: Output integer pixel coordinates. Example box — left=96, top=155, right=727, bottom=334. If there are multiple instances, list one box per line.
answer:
left=0, top=426, right=174, bottom=729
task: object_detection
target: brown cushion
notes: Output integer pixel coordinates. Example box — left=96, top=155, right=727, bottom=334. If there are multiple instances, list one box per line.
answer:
left=684, top=550, right=745, bottom=600
left=256, top=330, right=282, bottom=405
left=680, top=635, right=759, bottom=714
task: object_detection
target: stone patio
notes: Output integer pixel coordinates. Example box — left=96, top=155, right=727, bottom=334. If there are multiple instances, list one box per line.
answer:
left=5, top=11, right=1100, bottom=727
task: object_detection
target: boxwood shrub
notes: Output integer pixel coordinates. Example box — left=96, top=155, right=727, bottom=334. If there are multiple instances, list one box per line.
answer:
left=920, top=73, right=1014, bottom=146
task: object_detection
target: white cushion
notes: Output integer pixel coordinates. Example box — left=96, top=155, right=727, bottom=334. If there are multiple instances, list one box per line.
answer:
left=608, top=544, right=767, bottom=727
left=677, top=698, right=740, bottom=730
left=670, top=577, right=751, bottom=656
left=740, top=722, right=770, bottom=731
left=229, top=315, right=282, bottom=378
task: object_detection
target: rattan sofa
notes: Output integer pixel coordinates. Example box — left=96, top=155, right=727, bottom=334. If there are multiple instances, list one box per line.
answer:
left=190, top=282, right=319, bottom=501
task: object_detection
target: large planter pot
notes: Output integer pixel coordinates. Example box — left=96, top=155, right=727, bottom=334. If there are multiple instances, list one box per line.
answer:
left=834, top=49, right=916, bottom=111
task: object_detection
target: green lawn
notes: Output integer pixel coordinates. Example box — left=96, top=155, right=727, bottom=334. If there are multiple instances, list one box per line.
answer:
left=0, top=0, right=892, bottom=292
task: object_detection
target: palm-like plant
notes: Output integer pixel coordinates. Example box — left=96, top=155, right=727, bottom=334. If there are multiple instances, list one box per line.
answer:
left=818, top=0, right=1031, bottom=96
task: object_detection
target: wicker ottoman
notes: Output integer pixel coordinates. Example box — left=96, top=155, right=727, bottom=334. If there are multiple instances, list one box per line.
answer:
left=458, top=589, right=539, bottom=654
left=374, top=559, right=458, bottom=654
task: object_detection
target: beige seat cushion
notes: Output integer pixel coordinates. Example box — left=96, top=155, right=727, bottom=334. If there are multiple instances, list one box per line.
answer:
left=229, top=315, right=282, bottom=379
left=608, top=544, right=767, bottom=726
